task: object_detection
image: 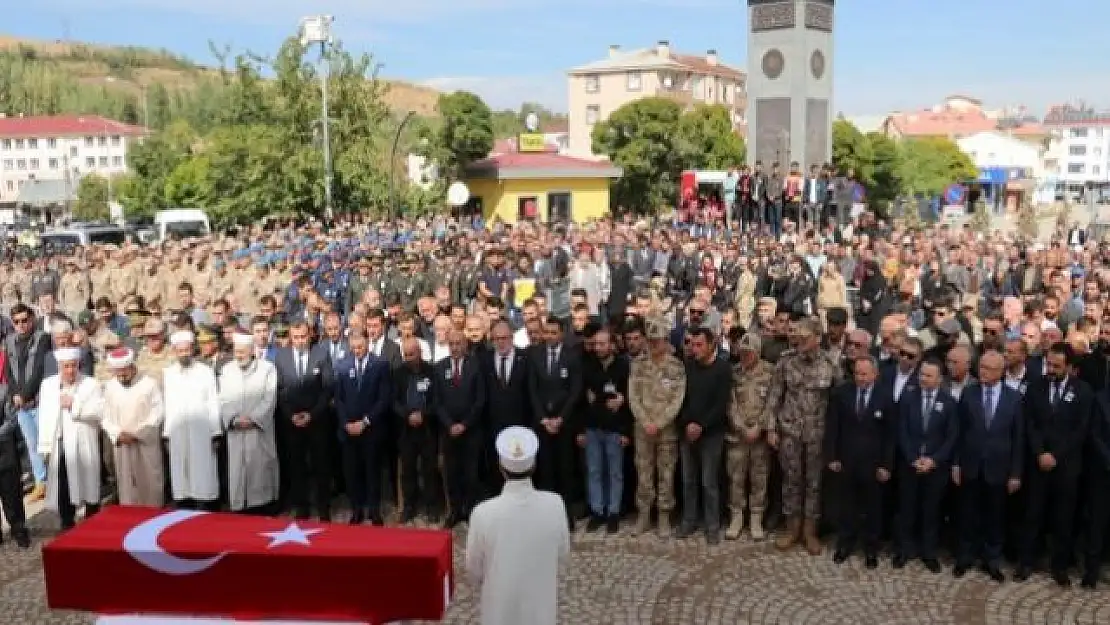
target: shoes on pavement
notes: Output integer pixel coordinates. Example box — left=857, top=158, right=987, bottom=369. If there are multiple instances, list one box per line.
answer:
left=892, top=554, right=907, bottom=569
left=1012, top=566, right=1032, bottom=582
left=606, top=515, right=620, bottom=534
left=586, top=515, right=605, bottom=532
left=923, top=558, right=941, bottom=574
left=832, top=548, right=850, bottom=564
left=1052, top=571, right=1071, bottom=588
left=864, top=554, right=878, bottom=570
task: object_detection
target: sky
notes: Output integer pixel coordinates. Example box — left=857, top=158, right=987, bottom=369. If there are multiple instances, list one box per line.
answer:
left=9, top=0, right=1110, bottom=116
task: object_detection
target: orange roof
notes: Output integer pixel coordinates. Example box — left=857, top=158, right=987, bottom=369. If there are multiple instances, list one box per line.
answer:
left=0, top=114, right=146, bottom=138
left=672, top=53, right=744, bottom=81
left=1009, top=123, right=1046, bottom=136
left=886, top=109, right=996, bottom=137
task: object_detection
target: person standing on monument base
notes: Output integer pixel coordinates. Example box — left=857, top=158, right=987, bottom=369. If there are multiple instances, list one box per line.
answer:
left=465, top=426, right=569, bottom=625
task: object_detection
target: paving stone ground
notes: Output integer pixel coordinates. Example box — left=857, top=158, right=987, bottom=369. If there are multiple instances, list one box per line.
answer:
left=6, top=507, right=1110, bottom=625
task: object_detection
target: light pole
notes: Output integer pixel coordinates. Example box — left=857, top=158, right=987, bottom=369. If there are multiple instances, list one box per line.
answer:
left=300, top=15, right=335, bottom=221
left=390, top=110, right=418, bottom=220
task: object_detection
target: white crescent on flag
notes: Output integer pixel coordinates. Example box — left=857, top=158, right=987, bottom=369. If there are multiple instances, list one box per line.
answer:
left=122, top=510, right=229, bottom=576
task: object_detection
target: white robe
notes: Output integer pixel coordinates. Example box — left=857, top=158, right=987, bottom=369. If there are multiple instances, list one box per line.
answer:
left=464, top=480, right=570, bottom=625
left=38, top=374, right=105, bottom=510
left=163, top=361, right=222, bottom=502
left=101, top=375, right=166, bottom=506
left=218, top=359, right=279, bottom=511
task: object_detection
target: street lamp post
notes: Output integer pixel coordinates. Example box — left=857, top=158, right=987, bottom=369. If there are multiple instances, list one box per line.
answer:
left=390, top=110, right=418, bottom=220
left=300, top=15, right=335, bottom=221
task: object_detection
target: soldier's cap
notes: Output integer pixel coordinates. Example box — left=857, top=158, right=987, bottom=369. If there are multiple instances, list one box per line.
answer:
left=645, top=315, right=670, bottom=340
left=142, top=318, right=165, bottom=336
left=736, top=332, right=762, bottom=354
left=76, top=310, right=94, bottom=326
left=196, top=324, right=219, bottom=343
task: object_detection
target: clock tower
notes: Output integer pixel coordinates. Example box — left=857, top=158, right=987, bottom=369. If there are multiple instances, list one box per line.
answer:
left=746, top=0, right=834, bottom=169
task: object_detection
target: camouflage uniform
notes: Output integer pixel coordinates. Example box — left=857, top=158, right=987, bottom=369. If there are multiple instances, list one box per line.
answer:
left=628, top=317, right=686, bottom=535
left=762, top=338, right=840, bottom=546
left=726, top=357, right=773, bottom=531
left=135, top=346, right=176, bottom=387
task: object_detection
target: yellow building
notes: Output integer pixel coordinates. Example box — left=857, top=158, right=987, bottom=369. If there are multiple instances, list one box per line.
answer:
left=463, top=151, right=622, bottom=224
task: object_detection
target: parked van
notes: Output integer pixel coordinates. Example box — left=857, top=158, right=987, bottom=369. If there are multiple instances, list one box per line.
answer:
left=40, top=224, right=128, bottom=248
left=154, top=208, right=210, bottom=241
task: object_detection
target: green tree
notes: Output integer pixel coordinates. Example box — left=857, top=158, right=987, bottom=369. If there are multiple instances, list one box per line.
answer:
left=831, top=119, right=874, bottom=184
left=674, top=104, right=746, bottom=170
left=592, top=97, right=686, bottom=213
left=73, top=174, right=111, bottom=221
left=426, top=91, right=495, bottom=180
left=865, top=131, right=902, bottom=210
left=899, top=137, right=977, bottom=196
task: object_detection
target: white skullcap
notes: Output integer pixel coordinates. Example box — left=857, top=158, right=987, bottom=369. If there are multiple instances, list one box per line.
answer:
left=169, top=330, right=195, bottom=346
left=54, top=347, right=81, bottom=362
left=232, top=333, right=254, bottom=347
left=1041, top=319, right=1059, bottom=331
left=495, top=426, right=539, bottom=474
left=106, top=347, right=135, bottom=369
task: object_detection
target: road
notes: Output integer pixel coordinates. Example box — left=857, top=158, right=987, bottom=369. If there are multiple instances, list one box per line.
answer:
left=4, top=506, right=1109, bottom=625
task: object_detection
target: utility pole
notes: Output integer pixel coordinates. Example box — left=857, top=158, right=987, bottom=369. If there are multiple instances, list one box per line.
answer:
left=300, top=15, right=335, bottom=222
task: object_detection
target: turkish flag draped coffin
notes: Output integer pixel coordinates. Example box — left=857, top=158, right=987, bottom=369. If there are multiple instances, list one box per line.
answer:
left=43, top=506, right=454, bottom=624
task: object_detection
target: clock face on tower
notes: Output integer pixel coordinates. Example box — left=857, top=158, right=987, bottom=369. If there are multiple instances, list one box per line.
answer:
left=761, top=49, right=784, bottom=80
left=810, top=50, right=826, bottom=79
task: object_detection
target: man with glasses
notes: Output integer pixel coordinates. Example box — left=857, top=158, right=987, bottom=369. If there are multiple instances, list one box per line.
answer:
left=881, top=337, right=922, bottom=403
left=943, top=345, right=976, bottom=400
left=4, top=304, right=49, bottom=501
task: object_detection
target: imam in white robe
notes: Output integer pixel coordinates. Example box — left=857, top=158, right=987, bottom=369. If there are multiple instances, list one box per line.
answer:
left=163, top=361, right=222, bottom=502
left=101, top=375, right=166, bottom=506
left=218, top=358, right=279, bottom=511
left=38, top=374, right=105, bottom=511
left=464, top=479, right=570, bottom=625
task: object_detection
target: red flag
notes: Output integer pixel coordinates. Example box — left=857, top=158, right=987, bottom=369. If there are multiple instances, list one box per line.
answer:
left=43, top=506, right=453, bottom=624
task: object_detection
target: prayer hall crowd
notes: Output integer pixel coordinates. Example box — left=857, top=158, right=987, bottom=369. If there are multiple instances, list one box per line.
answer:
left=2, top=212, right=1110, bottom=592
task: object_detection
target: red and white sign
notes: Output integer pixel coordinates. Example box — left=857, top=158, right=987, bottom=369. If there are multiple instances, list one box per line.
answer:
left=44, top=506, right=453, bottom=624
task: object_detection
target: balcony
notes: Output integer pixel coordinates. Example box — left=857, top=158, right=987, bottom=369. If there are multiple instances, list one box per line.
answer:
left=654, top=87, right=695, bottom=106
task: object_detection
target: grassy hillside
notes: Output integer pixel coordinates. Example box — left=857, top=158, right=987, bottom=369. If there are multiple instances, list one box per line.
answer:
left=0, top=34, right=441, bottom=117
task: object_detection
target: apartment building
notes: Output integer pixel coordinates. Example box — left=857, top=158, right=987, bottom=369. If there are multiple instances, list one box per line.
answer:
left=566, top=41, right=747, bottom=158
left=1042, top=104, right=1110, bottom=196
left=0, top=114, right=146, bottom=204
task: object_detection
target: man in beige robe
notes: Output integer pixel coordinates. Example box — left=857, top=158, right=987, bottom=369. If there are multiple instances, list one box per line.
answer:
left=100, top=347, right=166, bottom=507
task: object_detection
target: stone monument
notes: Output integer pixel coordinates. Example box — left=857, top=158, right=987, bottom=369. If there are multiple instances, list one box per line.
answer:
left=746, top=0, right=834, bottom=169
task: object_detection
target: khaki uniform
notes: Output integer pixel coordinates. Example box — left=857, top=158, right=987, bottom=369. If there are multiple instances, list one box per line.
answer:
left=134, top=346, right=175, bottom=387
left=113, top=262, right=141, bottom=302
left=628, top=352, right=686, bottom=515
left=762, top=348, right=841, bottom=520
left=726, top=360, right=773, bottom=517
left=209, top=269, right=234, bottom=304
left=58, top=271, right=91, bottom=318
left=0, top=266, right=20, bottom=307
left=733, top=270, right=757, bottom=329
left=90, top=265, right=112, bottom=301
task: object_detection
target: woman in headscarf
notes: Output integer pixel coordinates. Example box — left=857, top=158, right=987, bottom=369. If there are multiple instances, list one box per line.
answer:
left=855, top=259, right=889, bottom=336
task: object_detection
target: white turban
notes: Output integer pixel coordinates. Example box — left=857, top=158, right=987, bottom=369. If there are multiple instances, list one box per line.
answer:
left=106, top=347, right=135, bottom=369
left=54, top=348, right=81, bottom=362
left=169, top=331, right=195, bottom=346
left=232, top=333, right=254, bottom=348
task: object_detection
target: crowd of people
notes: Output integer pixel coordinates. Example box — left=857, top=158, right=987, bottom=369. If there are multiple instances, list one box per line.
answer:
left=1, top=209, right=1109, bottom=596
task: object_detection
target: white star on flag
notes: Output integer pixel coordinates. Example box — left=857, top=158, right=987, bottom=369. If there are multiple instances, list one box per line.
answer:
left=260, top=522, right=324, bottom=548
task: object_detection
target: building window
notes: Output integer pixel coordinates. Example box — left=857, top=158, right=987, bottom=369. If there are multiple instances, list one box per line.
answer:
left=47, top=137, right=57, bottom=149
left=28, top=138, right=38, bottom=149
left=660, top=73, right=676, bottom=90
left=29, top=158, right=38, bottom=170
left=692, top=76, right=703, bottom=98
left=1098, top=128, right=1105, bottom=138
left=70, top=146, right=79, bottom=158
left=14, top=138, right=24, bottom=149
left=98, top=136, right=108, bottom=147
left=1068, top=162, right=1085, bottom=174
left=626, top=71, right=642, bottom=92
left=1070, top=145, right=1087, bottom=156
left=0, top=139, right=9, bottom=150
left=48, top=158, right=58, bottom=169
left=2, top=159, right=11, bottom=170
left=112, top=155, right=123, bottom=167
left=1071, top=127, right=1089, bottom=138
left=584, top=75, right=599, bottom=93
left=17, top=179, right=24, bottom=189
left=86, top=156, right=95, bottom=168
left=99, top=156, right=109, bottom=167
left=1097, top=147, right=1104, bottom=157
left=16, top=159, right=26, bottom=170
left=586, top=105, right=600, bottom=125
left=4, top=181, right=11, bottom=192
left=1095, top=165, right=1102, bottom=176
left=111, top=135, right=121, bottom=147
left=84, top=136, right=95, bottom=147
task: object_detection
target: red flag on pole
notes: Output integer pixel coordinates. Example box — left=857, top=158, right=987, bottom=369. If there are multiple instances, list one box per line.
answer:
left=43, top=506, right=453, bottom=624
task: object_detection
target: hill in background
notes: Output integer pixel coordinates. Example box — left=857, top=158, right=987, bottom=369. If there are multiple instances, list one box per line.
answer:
left=0, top=34, right=442, bottom=117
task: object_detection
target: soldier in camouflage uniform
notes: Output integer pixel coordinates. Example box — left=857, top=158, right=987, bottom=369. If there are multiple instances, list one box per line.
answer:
left=725, top=332, right=774, bottom=541
left=134, top=318, right=176, bottom=387
left=762, top=317, right=841, bottom=555
left=628, top=315, right=686, bottom=537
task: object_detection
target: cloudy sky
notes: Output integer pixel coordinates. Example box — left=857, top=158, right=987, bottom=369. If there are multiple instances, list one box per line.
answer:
left=12, top=0, right=1110, bottom=115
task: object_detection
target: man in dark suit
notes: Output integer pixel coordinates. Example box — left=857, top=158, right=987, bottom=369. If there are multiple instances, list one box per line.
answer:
left=1015, top=342, right=1092, bottom=586
left=393, top=336, right=441, bottom=524
left=274, top=321, right=333, bottom=520
left=628, top=243, right=655, bottom=291
left=434, top=328, right=487, bottom=527
left=894, top=358, right=959, bottom=572
left=952, top=349, right=1024, bottom=582
left=825, top=355, right=896, bottom=568
left=486, top=319, right=530, bottom=490
left=528, top=315, right=583, bottom=526
left=315, top=312, right=349, bottom=370
left=878, top=336, right=922, bottom=403
left=1085, top=388, right=1110, bottom=588
left=334, top=328, right=392, bottom=525
left=366, top=307, right=402, bottom=509
left=607, top=249, right=635, bottom=321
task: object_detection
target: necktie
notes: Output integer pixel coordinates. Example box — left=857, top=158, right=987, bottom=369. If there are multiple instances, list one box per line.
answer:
left=297, top=352, right=306, bottom=378
left=499, top=356, right=508, bottom=385
left=856, top=388, right=866, bottom=416
left=983, top=386, right=994, bottom=427
left=923, top=391, right=934, bottom=429
left=1052, top=381, right=1062, bottom=408
left=330, top=343, right=337, bottom=362
left=452, top=359, right=461, bottom=386
left=548, top=348, right=557, bottom=374
left=356, top=358, right=364, bottom=379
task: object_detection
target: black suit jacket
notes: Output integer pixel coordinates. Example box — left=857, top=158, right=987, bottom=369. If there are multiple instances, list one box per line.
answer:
left=1024, top=376, right=1092, bottom=478
left=878, top=365, right=919, bottom=403
left=392, top=361, right=436, bottom=430
left=824, top=382, right=897, bottom=477
left=897, top=386, right=959, bottom=468
left=955, top=384, right=1024, bottom=485
left=433, top=356, right=486, bottom=430
left=333, top=354, right=392, bottom=440
left=485, top=349, right=531, bottom=431
left=528, top=344, right=583, bottom=427
left=274, top=346, right=332, bottom=422
left=371, top=338, right=403, bottom=371
left=1090, top=390, right=1110, bottom=470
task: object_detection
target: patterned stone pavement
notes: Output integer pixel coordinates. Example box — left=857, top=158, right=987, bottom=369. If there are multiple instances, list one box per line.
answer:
left=6, top=509, right=1110, bottom=625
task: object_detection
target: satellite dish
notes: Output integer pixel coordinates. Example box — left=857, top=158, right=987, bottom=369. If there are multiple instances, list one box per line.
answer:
left=525, top=112, right=540, bottom=132
left=447, top=181, right=470, bottom=207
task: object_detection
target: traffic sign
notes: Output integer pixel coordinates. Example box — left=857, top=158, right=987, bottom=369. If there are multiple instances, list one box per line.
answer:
left=944, top=183, right=966, bottom=206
